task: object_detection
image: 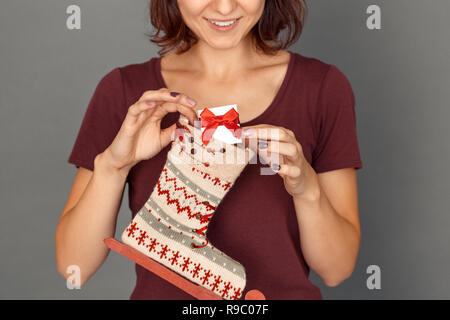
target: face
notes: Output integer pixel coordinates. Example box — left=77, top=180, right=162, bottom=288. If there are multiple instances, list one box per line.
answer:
left=177, top=0, right=265, bottom=49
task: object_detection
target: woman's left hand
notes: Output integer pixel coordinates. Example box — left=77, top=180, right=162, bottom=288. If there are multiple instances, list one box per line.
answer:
left=242, top=125, right=320, bottom=200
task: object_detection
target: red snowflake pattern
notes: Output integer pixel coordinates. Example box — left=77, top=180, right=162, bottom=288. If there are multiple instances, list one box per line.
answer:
left=211, top=275, right=222, bottom=292
left=169, top=250, right=181, bottom=266
left=126, top=222, right=138, bottom=237
left=201, top=269, right=212, bottom=286
left=123, top=221, right=243, bottom=299
left=191, top=262, right=202, bottom=279
left=136, top=230, right=147, bottom=245
left=148, top=238, right=158, bottom=252
left=221, top=281, right=232, bottom=299
left=232, top=287, right=242, bottom=300
left=158, top=244, right=169, bottom=259
left=180, top=257, right=191, bottom=272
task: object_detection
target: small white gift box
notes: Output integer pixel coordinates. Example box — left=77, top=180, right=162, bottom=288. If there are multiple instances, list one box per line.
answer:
left=196, top=104, right=242, bottom=145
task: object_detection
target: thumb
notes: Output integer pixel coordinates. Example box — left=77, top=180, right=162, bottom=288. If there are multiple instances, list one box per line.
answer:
left=160, top=123, right=177, bottom=148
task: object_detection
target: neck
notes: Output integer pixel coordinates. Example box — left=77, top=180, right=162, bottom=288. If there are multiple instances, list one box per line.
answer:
left=181, top=35, right=262, bottom=81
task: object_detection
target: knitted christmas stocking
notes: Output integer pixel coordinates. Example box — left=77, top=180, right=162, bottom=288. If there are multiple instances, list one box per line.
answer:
left=121, top=114, right=254, bottom=300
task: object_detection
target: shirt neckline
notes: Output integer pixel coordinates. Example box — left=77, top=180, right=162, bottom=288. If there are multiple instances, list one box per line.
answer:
left=153, top=50, right=295, bottom=126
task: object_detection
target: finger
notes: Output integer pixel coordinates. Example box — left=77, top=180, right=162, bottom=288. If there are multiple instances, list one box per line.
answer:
left=123, top=101, right=157, bottom=126
left=261, top=140, right=300, bottom=162
left=139, top=89, right=197, bottom=109
left=151, top=102, right=198, bottom=125
left=256, top=145, right=284, bottom=167
left=242, top=125, right=295, bottom=143
left=160, top=123, right=177, bottom=148
left=273, top=163, right=302, bottom=178
left=242, top=125, right=274, bottom=149
left=177, top=105, right=198, bottom=126
left=129, top=100, right=156, bottom=116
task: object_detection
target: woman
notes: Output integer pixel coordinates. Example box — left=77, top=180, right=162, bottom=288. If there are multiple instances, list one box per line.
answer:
left=56, top=0, right=362, bottom=299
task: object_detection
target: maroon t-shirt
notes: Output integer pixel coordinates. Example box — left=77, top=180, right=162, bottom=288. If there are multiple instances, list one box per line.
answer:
left=68, top=50, right=362, bottom=300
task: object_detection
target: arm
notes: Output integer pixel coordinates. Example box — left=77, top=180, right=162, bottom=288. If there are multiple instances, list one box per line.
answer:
left=242, top=125, right=361, bottom=287
left=55, top=150, right=129, bottom=286
left=293, top=165, right=361, bottom=286
left=56, top=88, right=198, bottom=286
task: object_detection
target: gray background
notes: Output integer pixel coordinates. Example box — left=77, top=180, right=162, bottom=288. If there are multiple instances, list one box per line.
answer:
left=1, top=0, right=449, bottom=299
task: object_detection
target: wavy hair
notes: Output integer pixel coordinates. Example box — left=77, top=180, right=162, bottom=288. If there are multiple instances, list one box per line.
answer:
left=148, top=0, right=307, bottom=56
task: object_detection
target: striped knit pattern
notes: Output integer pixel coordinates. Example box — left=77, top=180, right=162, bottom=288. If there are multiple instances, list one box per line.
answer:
left=121, top=114, right=254, bottom=300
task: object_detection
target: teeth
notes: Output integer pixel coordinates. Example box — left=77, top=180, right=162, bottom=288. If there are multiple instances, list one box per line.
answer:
left=209, top=19, right=237, bottom=27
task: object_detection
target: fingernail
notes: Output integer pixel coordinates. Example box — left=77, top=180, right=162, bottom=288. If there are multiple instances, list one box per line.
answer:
left=146, top=101, right=155, bottom=106
left=187, top=97, right=197, bottom=106
left=243, top=128, right=255, bottom=136
left=272, top=164, right=280, bottom=171
left=170, top=91, right=180, bottom=97
left=258, top=140, right=268, bottom=149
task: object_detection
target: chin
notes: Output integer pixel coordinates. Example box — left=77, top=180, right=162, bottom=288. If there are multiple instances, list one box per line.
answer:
left=204, top=37, right=242, bottom=50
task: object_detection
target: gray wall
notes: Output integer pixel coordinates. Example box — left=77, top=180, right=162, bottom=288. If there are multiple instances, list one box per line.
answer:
left=1, top=0, right=449, bottom=299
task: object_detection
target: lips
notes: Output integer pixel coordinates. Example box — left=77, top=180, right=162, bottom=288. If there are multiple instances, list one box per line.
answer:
left=205, top=17, right=241, bottom=22
left=208, top=18, right=238, bottom=26
left=204, top=17, right=241, bottom=32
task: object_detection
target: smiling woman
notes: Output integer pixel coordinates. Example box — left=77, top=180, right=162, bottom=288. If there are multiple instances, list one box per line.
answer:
left=60, top=0, right=363, bottom=301
left=149, top=0, right=307, bottom=56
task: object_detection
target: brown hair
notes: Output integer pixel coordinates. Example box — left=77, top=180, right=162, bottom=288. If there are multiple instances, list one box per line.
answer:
left=148, top=0, right=307, bottom=56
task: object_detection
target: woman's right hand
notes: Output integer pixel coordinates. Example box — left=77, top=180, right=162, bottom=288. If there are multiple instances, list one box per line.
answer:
left=101, top=88, right=198, bottom=174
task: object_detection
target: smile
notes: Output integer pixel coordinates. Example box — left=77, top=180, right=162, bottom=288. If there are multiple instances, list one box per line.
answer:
left=204, top=17, right=241, bottom=32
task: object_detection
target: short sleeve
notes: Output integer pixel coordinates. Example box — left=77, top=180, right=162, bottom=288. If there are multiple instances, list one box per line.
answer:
left=311, top=65, right=363, bottom=173
left=67, top=68, right=126, bottom=171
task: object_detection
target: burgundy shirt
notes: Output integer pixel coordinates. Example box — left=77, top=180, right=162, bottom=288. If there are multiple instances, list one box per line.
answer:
left=68, top=50, right=363, bottom=300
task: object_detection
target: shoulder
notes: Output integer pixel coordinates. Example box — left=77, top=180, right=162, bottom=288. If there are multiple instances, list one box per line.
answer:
left=116, top=58, right=155, bottom=82
left=84, top=58, right=157, bottom=117
left=289, top=51, right=354, bottom=102
left=99, top=57, right=161, bottom=104
left=291, top=52, right=330, bottom=76
left=290, top=52, right=350, bottom=87
left=96, top=58, right=158, bottom=89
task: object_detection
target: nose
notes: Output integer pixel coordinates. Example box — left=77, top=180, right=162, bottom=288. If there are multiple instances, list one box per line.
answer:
left=212, top=0, right=237, bottom=16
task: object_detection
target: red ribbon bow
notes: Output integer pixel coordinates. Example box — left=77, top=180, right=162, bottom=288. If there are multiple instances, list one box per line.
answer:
left=199, top=108, right=241, bottom=146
